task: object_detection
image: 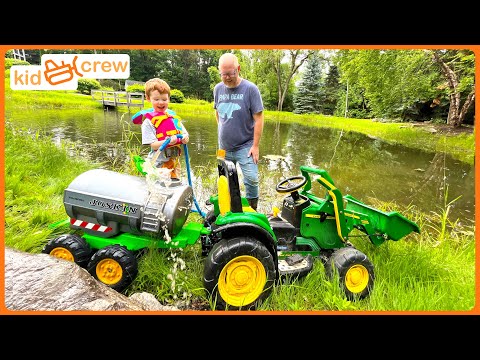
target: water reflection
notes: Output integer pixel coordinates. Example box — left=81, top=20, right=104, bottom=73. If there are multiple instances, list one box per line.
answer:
left=5, top=108, right=474, bottom=222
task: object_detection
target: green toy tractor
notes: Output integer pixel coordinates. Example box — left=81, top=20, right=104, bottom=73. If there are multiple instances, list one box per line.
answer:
left=200, top=156, right=420, bottom=309
left=43, top=153, right=420, bottom=310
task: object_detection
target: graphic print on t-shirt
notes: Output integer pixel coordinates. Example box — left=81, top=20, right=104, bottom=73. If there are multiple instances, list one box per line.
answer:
left=217, top=102, right=241, bottom=120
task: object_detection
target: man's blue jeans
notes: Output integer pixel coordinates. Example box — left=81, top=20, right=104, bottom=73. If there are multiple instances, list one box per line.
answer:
left=225, top=146, right=259, bottom=199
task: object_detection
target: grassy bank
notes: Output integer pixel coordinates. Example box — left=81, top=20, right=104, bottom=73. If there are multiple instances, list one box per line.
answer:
left=170, top=103, right=475, bottom=165
left=5, top=81, right=103, bottom=110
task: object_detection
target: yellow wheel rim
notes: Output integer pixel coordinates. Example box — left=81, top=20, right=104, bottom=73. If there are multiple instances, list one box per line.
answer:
left=345, top=264, right=369, bottom=294
left=96, top=258, right=123, bottom=285
left=50, top=247, right=74, bottom=262
left=218, top=255, right=267, bottom=308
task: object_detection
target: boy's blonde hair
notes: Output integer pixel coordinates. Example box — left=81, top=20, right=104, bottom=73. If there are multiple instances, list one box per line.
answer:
left=145, top=78, right=171, bottom=98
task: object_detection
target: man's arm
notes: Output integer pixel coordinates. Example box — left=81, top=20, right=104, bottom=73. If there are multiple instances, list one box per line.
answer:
left=249, top=111, right=264, bottom=164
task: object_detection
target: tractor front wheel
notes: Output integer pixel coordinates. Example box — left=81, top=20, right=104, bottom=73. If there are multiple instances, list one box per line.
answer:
left=42, top=234, right=92, bottom=268
left=325, top=247, right=375, bottom=300
left=87, top=245, right=138, bottom=292
left=203, top=236, right=276, bottom=310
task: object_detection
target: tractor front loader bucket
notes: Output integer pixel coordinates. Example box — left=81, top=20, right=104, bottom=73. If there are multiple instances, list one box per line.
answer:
left=344, top=195, right=420, bottom=244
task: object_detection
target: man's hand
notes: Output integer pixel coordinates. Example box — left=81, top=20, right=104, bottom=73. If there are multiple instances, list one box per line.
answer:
left=249, top=145, right=260, bottom=164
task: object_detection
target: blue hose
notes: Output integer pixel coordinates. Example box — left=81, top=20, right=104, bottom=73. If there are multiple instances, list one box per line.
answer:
left=157, top=135, right=205, bottom=218
left=183, top=143, right=206, bottom=218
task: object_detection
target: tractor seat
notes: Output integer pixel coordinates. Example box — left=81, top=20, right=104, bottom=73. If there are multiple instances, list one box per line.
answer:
left=218, top=174, right=256, bottom=214
left=216, top=157, right=244, bottom=215
left=217, top=175, right=231, bottom=215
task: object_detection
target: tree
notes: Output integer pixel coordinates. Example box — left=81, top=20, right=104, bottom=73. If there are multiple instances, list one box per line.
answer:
left=333, top=49, right=475, bottom=126
left=334, top=49, right=440, bottom=120
left=250, top=50, right=312, bottom=111
left=127, top=50, right=165, bottom=82
left=319, top=64, right=341, bottom=115
left=275, top=50, right=312, bottom=111
left=431, top=50, right=475, bottom=127
left=154, top=49, right=223, bottom=101
left=293, top=52, right=323, bottom=114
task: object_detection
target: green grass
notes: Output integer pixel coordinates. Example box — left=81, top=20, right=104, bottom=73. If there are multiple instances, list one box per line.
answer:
left=4, top=84, right=476, bottom=312
left=4, top=124, right=98, bottom=252
left=5, top=80, right=103, bottom=110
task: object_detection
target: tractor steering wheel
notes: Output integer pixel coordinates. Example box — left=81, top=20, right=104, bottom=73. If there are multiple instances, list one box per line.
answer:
left=276, top=175, right=307, bottom=194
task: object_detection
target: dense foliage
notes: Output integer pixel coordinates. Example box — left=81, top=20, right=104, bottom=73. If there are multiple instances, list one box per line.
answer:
left=6, top=48, right=475, bottom=125
left=77, top=78, right=101, bottom=94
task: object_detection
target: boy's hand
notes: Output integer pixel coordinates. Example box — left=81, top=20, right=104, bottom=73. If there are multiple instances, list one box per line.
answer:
left=181, top=134, right=189, bottom=144
left=169, top=135, right=178, bottom=145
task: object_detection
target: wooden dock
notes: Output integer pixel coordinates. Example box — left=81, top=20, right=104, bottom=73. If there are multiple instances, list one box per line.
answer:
left=91, top=90, right=145, bottom=108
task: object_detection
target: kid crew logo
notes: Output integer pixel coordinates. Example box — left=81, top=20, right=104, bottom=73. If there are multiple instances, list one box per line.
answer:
left=10, top=54, right=130, bottom=90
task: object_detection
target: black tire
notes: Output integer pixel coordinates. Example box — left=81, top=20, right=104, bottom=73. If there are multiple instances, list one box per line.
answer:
left=42, top=234, right=92, bottom=268
left=324, top=247, right=375, bottom=300
left=203, top=236, right=276, bottom=310
left=87, top=245, right=138, bottom=292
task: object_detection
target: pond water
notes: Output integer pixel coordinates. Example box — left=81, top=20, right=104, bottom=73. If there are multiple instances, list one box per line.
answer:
left=5, top=107, right=475, bottom=223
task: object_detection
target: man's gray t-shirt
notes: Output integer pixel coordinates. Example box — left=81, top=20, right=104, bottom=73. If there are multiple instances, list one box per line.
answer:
left=213, top=79, right=264, bottom=151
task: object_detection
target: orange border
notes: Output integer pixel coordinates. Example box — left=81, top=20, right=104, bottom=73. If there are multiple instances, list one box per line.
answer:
left=1, top=44, right=478, bottom=316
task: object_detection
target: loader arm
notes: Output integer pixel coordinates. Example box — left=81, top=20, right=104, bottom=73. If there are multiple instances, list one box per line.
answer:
left=300, top=166, right=349, bottom=241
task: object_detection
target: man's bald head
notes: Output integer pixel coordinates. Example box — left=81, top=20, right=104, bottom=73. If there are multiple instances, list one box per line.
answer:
left=218, top=53, right=241, bottom=87
left=219, top=53, right=239, bottom=68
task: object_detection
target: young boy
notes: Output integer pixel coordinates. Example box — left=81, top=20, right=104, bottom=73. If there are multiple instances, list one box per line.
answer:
left=132, top=78, right=189, bottom=179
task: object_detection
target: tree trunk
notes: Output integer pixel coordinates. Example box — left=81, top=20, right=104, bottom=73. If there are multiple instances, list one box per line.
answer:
left=274, top=50, right=312, bottom=111
left=432, top=51, right=474, bottom=128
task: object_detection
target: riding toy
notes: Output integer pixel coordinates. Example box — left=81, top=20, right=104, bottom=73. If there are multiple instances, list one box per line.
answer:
left=43, top=148, right=420, bottom=310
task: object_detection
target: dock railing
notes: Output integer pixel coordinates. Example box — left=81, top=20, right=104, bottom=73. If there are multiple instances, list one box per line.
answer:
left=91, top=90, right=145, bottom=108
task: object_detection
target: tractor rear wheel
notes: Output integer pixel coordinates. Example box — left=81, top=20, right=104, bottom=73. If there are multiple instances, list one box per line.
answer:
left=42, top=234, right=92, bottom=268
left=203, top=236, right=276, bottom=310
left=325, top=247, right=375, bottom=300
left=87, top=245, right=138, bottom=292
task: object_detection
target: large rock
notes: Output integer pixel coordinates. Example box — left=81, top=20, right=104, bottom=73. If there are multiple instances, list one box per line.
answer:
left=4, top=247, right=179, bottom=312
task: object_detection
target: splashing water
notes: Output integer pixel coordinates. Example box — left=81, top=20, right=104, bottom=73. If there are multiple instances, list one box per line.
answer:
left=141, top=160, right=176, bottom=203
left=142, top=160, right=173, bottom=185
left=140, top=157, right=195, bottom=306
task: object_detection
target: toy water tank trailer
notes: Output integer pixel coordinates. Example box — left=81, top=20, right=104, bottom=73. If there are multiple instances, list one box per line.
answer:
left=43, top=168, right=201, bottom=293
left=64, top=168, right=193, bottom=238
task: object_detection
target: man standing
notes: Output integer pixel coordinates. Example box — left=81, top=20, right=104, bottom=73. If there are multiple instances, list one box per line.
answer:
left=213, top=52, right=264, bottom=211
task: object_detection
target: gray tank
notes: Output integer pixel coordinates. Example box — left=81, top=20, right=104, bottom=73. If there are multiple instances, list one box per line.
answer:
left=63, top=169, right=193, bottom=238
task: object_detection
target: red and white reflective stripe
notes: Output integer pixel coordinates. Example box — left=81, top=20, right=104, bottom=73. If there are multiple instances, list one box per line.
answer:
left=70, top=218, right=112, bottom=233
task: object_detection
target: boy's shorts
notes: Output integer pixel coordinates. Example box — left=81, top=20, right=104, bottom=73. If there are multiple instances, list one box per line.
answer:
left=160, top=158, right=180, bottom=179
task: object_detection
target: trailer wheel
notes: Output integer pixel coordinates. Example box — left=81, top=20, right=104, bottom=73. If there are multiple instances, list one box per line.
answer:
left=42, top=234, right=92, bottom=268
left=325, top=247, right=375, bottom=300
left=87, top=245, right=138, bottom=292
left=203, top=236, right=276, bottom=310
